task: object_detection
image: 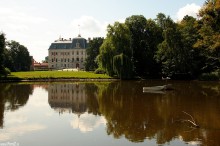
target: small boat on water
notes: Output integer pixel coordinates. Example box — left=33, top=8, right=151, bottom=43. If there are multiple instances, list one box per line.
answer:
left=143, top=84, right=173, bottom=92
left=143, top=90, right=166, bottom=94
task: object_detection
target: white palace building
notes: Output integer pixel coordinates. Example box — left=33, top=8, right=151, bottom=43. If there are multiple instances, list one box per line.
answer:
left=48, top=34, right=88, bottom=70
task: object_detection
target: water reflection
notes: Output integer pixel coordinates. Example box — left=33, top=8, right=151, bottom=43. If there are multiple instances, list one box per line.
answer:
left=97, top=81, right=220, bottom=145
left=48, top=83, right=105, bottom=133
left=0, top=81, right=220, bottom=146
left=48, top=83, right=87, bottom=115
left=0, top=83, right=33, bottom=128
left=46, top=81, right=220, bottom=145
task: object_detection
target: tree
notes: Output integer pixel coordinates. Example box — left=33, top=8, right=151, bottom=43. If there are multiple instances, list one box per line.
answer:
left=85, top=37, right=104, bottom=71
left=125, top=15, right=149, bottom=77
left=178, top=15, right=203, bottom=77
left=6, top=41, right=32, bottom=71
left=0, top=33, right=6, bottom=75
left=145, top=19, right=163, bottom=77
left=156, top=15, right=185, bottom=77
left=194, top=0, right=220, bottom=73
left=42, top=56, right=48, bottom=63
left=98, top=22, right=133, bottom=79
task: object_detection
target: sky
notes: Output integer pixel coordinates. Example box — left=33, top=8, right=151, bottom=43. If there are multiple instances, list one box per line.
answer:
left=0, top=0, right=205, bottom=62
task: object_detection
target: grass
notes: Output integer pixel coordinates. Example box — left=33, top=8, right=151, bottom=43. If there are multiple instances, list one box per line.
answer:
left=3, top=71, right=112, bottom=80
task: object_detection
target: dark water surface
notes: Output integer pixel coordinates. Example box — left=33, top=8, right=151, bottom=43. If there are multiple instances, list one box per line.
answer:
left=0, top=81, right=220, bottom=146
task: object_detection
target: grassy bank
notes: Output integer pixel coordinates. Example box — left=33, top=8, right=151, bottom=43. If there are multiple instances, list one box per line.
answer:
left=1, top=71, right=112, bottom=81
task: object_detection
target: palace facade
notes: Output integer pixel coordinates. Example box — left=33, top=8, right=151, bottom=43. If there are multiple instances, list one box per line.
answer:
left=48, top=35, right=88, bottom=70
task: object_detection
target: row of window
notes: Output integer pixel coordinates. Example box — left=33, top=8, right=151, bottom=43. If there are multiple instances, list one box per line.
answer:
left=51, top=58, right=84, bottom=62
left=51, top=51, right=85, bottom=56
left=51, top=63, right=82, bottom=68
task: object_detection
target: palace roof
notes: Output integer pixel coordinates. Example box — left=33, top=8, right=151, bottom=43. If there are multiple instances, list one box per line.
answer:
left=49, top=36, right=88, bottom=50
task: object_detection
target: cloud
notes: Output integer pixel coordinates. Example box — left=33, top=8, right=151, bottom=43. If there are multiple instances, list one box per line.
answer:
left=71, top=16, right=108, bottom=38
left=0, top=7, right=47, bottom=33
left=0, top=5, right=50, bottom=62
left=176, top=3, right=201, bottom=20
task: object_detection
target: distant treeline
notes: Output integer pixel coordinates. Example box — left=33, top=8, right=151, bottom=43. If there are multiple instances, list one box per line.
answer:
left=85, top=0, right=220, bottom=80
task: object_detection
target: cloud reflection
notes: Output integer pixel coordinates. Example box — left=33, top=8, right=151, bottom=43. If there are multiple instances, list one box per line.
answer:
left=70, top=114, right=106, bottom=133
left=0, top=124, right=46, bottom=141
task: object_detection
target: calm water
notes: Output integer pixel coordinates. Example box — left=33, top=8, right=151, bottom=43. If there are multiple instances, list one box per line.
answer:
left=0, top=81, right=220, bottom=146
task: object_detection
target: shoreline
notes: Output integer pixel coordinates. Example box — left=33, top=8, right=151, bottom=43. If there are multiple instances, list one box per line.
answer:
left=0, top=78, right=119, bottom=83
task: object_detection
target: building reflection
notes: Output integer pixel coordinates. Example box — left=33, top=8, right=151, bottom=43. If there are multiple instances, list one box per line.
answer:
left=48, top=83, right=87, bottom=116
left=1, top=82, right=219, bottom=145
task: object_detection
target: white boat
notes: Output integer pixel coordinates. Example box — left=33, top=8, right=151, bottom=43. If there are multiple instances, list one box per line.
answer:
left=143, top=84, right=173, bottom=91
left=143, top=90, right=166, bottom=94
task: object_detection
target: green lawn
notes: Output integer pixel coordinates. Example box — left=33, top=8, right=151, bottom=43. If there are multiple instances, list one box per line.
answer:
left=5, top=71, right=111, bottom=80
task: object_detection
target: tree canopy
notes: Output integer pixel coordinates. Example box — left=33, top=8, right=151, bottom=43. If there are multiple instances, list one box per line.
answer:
left=0, top=33, right=32, bottom=76
left=94, top=0, right=220, bottom=80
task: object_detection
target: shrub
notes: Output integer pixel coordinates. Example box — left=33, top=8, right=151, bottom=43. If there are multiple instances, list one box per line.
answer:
left=4, top=68, right=11, bottom=75
left=94, top=68, right=106, bottom=74
left=0, top=67, right=11, bottom=77
left=199, top=72, right=219, bottom=81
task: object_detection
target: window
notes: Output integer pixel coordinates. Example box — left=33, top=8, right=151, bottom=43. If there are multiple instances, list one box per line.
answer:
left=52, top=59, right=54, bottom=62
left=68, top=59, right=69, bottom=62
left=81, top=58, right=83, bottom=62
left=56, top=59, right=57, bottom=62
left=72, top=58, right=74, bottom=62
left=56, top=52, right=58, bottom=55
left=64, top=59, right=66, bottom=62
left=61, top=59, right=63, bottom=62
left=77, top=51, right=79, bottom=55
left=76, top=58, right=79, bottom=61
left=76, top=42, right=80, bottom=48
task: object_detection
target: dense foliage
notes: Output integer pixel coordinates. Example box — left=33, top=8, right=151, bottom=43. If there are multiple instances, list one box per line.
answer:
left=93, top=0, right=220, bottom=79
left=85, top=37, right=104, bottom=71
left=0, top=33, right=32, bottom=76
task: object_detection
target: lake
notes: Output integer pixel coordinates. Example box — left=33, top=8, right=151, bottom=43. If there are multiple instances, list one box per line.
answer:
left=0, top=80, right=220, bottom=146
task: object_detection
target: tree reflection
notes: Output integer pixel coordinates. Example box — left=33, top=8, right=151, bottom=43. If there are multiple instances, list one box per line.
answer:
left=0, top=83, right=33, bottom=128
left=96, top=81, right=220, bottom=145
left=46, top=81, right=220, bottom=145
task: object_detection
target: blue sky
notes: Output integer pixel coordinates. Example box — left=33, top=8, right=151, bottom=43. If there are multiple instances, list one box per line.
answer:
left=0, top=0, right=205, bottom=62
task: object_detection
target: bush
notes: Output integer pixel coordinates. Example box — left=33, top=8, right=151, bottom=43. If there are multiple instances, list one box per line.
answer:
left=199, top=72, right=219, bottom=81
left=0, top=67, right=11, bottom=77
left=4, top=68, right=11, bottom=75
left=94, top=68, right=106, bottom=74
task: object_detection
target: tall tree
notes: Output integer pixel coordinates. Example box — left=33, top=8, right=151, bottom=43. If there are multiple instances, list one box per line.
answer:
left=179, top=15, right=203, bottom=77
left=85, top=37, right=104, bottom=71
left=98, top=22, right=133, bottom=79
left=7, top=41, right=31, bottom=71
left=0, top=33, right=6, bottom=75
left=145, top=19, right=163, bottom=77
left=125, top=15, right=149, bottom=77
left=194, top=0, right=220, bottom=73
left=156, top=15, right=184, bottom=77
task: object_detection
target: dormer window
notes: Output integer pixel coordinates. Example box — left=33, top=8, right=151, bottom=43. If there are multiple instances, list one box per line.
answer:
left=76, top=42, right=80, bottom=48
